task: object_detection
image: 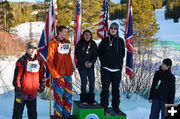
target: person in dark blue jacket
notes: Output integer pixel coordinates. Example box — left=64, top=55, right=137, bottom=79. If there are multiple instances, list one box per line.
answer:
left=75, top=30, right=98, bottom=104
left=98, top=22, right=125, bottom=114
left=149, top=58, right=176, bottom=119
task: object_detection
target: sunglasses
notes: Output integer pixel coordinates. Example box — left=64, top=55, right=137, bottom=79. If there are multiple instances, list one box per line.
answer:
left=110, top=27, right=117, bottom=30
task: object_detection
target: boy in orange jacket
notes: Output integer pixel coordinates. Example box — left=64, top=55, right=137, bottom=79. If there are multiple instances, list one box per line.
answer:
left=47, top=26, right=73, bottom=119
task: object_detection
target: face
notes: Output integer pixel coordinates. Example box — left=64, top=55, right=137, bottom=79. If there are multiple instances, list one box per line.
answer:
left=58, top=28, right=68, bottom=40
left=110, top=26, right=118, bottom=36
left=83, top=32, right=91, bottom=41
left=27, top=48, right=37, bottom=58
left=161, top=63, right=170, bottom=71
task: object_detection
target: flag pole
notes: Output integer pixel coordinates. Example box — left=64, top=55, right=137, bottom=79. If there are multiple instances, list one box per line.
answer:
left=49, top=0, right=52, bottom=117
left=49, top=76, right=52, bottom=119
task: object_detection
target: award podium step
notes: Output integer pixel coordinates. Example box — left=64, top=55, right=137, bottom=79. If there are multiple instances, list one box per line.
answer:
left=73, top=101, right=126, bottom=119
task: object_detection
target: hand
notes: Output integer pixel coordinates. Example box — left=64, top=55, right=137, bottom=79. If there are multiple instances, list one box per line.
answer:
left=38, top=82, right=45, bottom=93
left=149, top=99, right=152, bottom=103
left=85, top=61, right=92, bottom=68
left=72, top=65, right=75, bottom=72
left=15, top=91, right=23, bottom=104
left=38, top=85, right=45, bottom=93
left=56, top=75, right=60, bottom=79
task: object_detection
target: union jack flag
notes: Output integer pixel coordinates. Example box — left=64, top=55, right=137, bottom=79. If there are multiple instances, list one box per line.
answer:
left=125, top=0, right=133, bottom=79
left=97, top=0, right=109, bottom=40
left=37, top=0, right=58, bottom=83
left=74, top=0, right=82, bottom=65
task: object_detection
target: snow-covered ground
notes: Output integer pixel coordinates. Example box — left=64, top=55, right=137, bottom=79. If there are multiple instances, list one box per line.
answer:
left=0, top=7, right=180, bottom=119
left=0, top=90, right=152, bottom=119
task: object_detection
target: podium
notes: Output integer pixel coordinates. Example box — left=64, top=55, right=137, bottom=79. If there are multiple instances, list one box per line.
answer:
left=73, top=101, right=126, bottom=119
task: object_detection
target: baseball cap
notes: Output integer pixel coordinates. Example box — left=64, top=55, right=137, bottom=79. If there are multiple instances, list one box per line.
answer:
left=27, top=41, right=37, bottom=49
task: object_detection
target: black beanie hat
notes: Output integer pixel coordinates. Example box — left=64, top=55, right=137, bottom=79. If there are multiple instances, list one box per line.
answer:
left=110, top=22, right=119, bottom=29
left=163, top=58, right=172, bottom=67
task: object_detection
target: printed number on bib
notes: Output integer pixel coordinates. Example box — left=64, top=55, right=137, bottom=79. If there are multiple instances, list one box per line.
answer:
left=27, top=60, right=40, bottom=72
left=58, top=43, right=70, bottom=54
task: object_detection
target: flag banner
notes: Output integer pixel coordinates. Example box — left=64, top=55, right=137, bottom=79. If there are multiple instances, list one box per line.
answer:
left=97, top=0, right=109, bottom=40
left=74, top=0, right=82, bottom=66
left=125, top=0, right=133, bottom=79
left=37, top=0, right=58, bottom=84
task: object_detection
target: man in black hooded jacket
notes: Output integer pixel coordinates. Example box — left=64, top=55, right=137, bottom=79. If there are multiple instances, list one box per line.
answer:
left=98, top=22, right=125, bottom=114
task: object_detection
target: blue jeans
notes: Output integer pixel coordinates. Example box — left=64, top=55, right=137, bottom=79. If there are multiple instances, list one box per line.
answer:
left=78, top=68, right=95, bottom=94
left=149, top=99, right=166, bottom=119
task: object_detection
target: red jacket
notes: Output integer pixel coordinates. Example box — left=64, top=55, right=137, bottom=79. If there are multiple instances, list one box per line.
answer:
left=13, top=53, right=45, bottom=96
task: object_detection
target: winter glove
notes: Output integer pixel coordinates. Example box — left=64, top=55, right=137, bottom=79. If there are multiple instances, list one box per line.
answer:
left=15, top=87, right=23, bottom=104
left=38, top=82, right=45, bottom=93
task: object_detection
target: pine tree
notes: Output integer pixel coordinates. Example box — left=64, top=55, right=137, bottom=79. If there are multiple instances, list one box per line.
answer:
left=0, top=1, right=5, bottom=30
left=109, top=1, right=126, bottom=20
left=81, top=0, right=103, bottom=39
left=132, top=0, right=158, bottom=52
left=10, top=2, right=34, bottom=27
left=57, top=0, right=75, bottom=26
left=56, top=0, right=104, bottom=40
left=151, top=0, right=163, bottom=9
left=165, top=0, right=180, bottom=22
left=35, top=0, right=49, bottom=21
left=0, top=0, right=14, bottom=31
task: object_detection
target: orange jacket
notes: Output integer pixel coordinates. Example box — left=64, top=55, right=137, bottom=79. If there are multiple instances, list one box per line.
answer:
left=47, top=37, right=73, bottom=78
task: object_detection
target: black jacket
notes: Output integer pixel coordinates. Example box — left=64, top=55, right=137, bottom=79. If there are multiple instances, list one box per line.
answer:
left=75, top=39, right=98, bottom=69
left=98, top=36, right=125, bottom=69
left=149, top=68, right=176, bottom=104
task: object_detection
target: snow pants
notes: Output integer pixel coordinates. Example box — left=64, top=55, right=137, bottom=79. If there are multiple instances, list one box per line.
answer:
left=52, top=76, right=72, bottom=119
left=12, top=98, right=37, bottom=119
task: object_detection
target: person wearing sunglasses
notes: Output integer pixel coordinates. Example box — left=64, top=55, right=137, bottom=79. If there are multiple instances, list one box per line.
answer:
left=98, top=22, right=125, bottom=115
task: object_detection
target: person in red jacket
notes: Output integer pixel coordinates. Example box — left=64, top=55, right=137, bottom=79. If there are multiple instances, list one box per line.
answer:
left=47, top=26, right=73, bottom=119
left=12, top=41, right=45, bottom=119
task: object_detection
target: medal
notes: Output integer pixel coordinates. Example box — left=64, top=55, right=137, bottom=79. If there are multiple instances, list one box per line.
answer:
left=109, top=35, right=115, bottom=47
left=86, top=51, right=89, bottom=54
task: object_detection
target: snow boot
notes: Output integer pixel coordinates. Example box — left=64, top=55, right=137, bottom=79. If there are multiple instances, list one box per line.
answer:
left=87, top=93, right=96, bottom=104
left=80, top=93, right=88, bottom=104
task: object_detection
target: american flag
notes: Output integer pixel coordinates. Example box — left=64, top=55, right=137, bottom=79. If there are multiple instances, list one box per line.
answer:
left=125, top=0, right=133, bottom=79
left=97, top=0, right=109, bottom=40
left=38, top=0, right=58, bottom=82
left=74, top=0, right=81, bottom=65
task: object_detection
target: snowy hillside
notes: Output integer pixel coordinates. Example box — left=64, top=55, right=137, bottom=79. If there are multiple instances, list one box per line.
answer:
left=156, top=8, right=180, bottom=43
left=13, top=22, right=45, bottom=40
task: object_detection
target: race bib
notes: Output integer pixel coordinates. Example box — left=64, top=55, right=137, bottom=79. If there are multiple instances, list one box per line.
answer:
left=58, top=43, right=70, bottom=54
left=27, top=60, right=40, bottom=72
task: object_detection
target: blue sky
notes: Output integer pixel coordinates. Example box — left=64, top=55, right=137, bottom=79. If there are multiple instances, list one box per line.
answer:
left=8, top=0, right=120, bottom=3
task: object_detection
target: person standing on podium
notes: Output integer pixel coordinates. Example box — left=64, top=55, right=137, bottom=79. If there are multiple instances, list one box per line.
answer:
left=47, top=26, right=74, bottom=119
left=98, top=22, right=125, bottom=114
left=75, top=30, right=98, bottom=104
